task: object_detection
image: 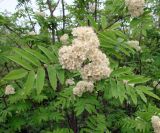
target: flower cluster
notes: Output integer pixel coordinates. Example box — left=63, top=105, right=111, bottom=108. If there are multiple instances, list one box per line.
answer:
left=127, top=40, right=142, bottom=52
left=89, top=3, right=95, bottom=13
left=28, top=31, right=36, bottom=36
left=73, top=81, right=94, bottom=97
left=151, top=116, right=160, bottom=133
left=59, top=27, right=111, bottom=96
left=125, top=0, right=145, bottom=17
left=145, top=58, right=154, bottom=63
left=35, top=11, right=45, bottom=17
left=153, top=80, right=160, bottom=89
left=123, top=80, right=134, bottom=87
left=5, top=85, right=15, bottom=95
left=65, top=78, right=75, bottom=86
left=60, top=34, right=69, bottom=44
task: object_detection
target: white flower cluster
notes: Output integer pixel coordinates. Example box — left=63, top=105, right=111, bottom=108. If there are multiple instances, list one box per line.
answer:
left=146, top=58, right=154, bottom=63
left=153, top=80, right=160, bottom=89
left=89, top=3, right=95, bottom=13
left=65, top=78, right=75, bottom=86
left=123, top=80, right=134, bottom=87
left=59, top=27, right=112, bottom=96
left=60, top=34, right=69, bottom=44
left=125, top=0, right=145, bottom=17
left=28, top=31, right=36, bottom=36
left=35, top=11, right=45, bottom=17
left=5, top=85, right=15, bottom=95
left=151, top=116, right=160, bottom=133
left=73, top=81, right=94, bottom=97
left=127, top=40, right=142, bottom=52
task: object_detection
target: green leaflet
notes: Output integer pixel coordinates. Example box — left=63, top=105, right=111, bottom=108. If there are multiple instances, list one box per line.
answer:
left=129, top=86, right=137, bottom=105
left=137, top=86, right=160, bottom=101
left=128, top=77, right=151, bottom=84
left=36, top=67, right=45, bottom=95
left=23, top=70, right=35, bottom=95
left=136, top=89, right=147, bottom=103
left=56, top=68, right=65, bottom=85
left=101, top=16, right=107, bottom=30
left=47, top=65, right=57, bottom=90
left=111, top=67, right=132, bottom=77
left=6, top=56, right=33, bottom=70
left=38, top=46, right=56, bottom=62
left=3, top=69, right=28, bottom=80
left=87, top=15, right=98, bottom=31
left=23, top=48, right=49, bottom=64
left=117, top=81, right=127, bottom=104
left=14, top=48, right=41, bottom=67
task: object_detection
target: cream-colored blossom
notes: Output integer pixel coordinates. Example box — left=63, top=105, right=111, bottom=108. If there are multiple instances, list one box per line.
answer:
left=87, top=48, right=110, bottom=65
left=73, top=81, right=94, bottom=97
left=125, top=0, right=145, bottom=17
left=58, top=26, right=111, bottom=96
left=80, top=62, right=112, bottom=81
left=60, top=34, right=69, bottom=44
left=72, top=27, right=100, bottom=48
left=5, top=85, right=15, bottom=95
left=123, top=80, right=135, bottom=87
left=65, top=78, right=75, bottom=86
left=127, top=40, right=142, bottom=52
left=153, top=81, right=160, bottom=89
left=58, top=45, right=87, bottom=70
left=35, top=11, right=45, bottom=17
left=89, top=3, right=95, bottom=13
left=146, top=58, right=154, bottom=63
left=151, top=116, right=160, bottom=133
left=28, top=31, right=36, bottom=35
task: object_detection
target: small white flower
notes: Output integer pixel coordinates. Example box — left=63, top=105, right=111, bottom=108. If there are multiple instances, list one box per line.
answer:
left=123, top=80, right=134, bottom=87
left=146, top=58, right=154, bottom=63
left=65, top=78, right=75, bottom=86
left=60, top=34, right=69, bottom=44
left=28, top=31, right=36, bottom=36
left=125, top=0, right=145, bottom=17
left=127, top=40, right=142, bottom=52
left=35, top=11, right=45, bottom=17
left=5, top=85, right=15, bottom=95
left=89, top=4, right=95, bottom=13
left=153, top=81, right=160, bottom=89
left=73, top=81, right=94, bottom=97
left=151, top=116, right=160, bottom=133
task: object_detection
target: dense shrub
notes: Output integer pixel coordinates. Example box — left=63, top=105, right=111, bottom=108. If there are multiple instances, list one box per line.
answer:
left=0, top=0, right=160, bottom=132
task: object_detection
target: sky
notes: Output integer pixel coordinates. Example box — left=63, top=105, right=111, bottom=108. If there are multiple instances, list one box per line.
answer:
left=0, top=0, right=73, bottom=14
left=0, top=0, right=19, bottom=12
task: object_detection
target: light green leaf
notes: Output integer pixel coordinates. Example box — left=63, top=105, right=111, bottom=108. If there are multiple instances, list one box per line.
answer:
left=137, top=86, right=160, bottom=100
left=23, top=48, right=49, bottom=64
left=36, top=67, right=45, bottom=95
left=87, top=15, right=98, bottom=31
left=111, top=67, right=132, bottom=76
left=129, top=87, right=137, bottom=105
left=24, top=70, right=35, bottom=95
left=56, top=69, right=65, bottom=84
left=3, top=69, right=28, bottom=80
left=38, top=46, right=55, bottom=62
left=14, top=48, right=41, bottom=66
left=136, top=89, right=147, bottom=103
left=101, top=16, right=107, bottom=30
left=47, top=65, right=57, bottom=90
left=128, top=77, right=150, bottom=84
left=6, top=56, right=33, bottom=70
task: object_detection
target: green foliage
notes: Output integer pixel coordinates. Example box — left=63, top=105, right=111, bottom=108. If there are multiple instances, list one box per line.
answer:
left=0, top=0, right=160, bottom=132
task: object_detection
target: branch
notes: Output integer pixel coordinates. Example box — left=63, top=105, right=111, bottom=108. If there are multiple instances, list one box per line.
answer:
left=61, top=0, right=66, bottom=32
left=24, top=1, right=36, bottom=32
